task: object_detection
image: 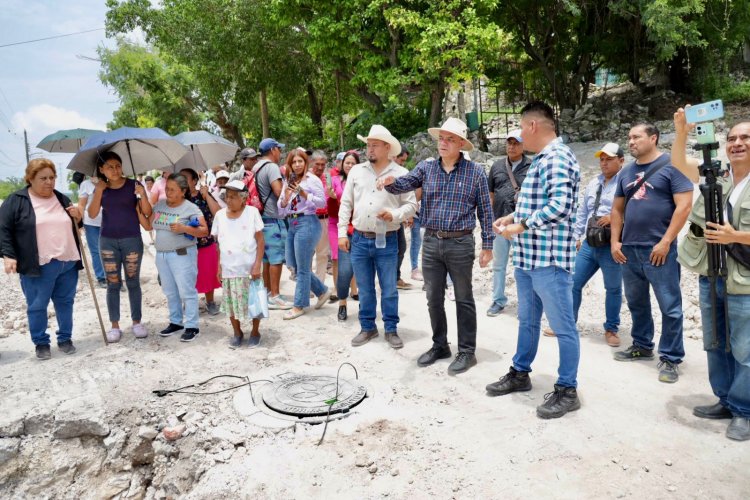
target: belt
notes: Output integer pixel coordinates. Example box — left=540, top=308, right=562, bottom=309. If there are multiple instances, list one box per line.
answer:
left=355, top=229, right=397, bottom=239
left=287, top=213, right=314, bottom=219
left=424, top=229, right=473, bottom=239
left=317, top=214, right=328, bottom=219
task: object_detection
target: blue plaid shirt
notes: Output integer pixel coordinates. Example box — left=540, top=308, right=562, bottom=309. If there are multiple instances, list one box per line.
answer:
left=513, top=138, right=580, bottom=272
left=386, top=157, right=495, bottom=249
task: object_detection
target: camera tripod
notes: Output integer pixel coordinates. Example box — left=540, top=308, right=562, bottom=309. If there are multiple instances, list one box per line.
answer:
left=695, top=141, right=730, bottom=351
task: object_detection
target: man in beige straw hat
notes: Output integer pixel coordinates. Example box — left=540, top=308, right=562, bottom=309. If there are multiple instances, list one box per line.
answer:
left=379, top=116, right=494, bottom=374
left=338, top=125, right=417, bottom=349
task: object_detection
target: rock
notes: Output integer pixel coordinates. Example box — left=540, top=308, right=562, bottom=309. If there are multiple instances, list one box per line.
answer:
left=152, top=440, right=179, bottom=458
left=0, top=437, right=21, bottom=465
left=665, top=459, right=673, bottom=466
left=162, top=424, right=186, bottom=441
left=390, top=469, right=399, bottom=477
left=24, top=407, right=54, bottom=435
left=53, top=395, right=109, bottom=439
left=667, top=485, right=677, bottom=492
left=0, top=405, right=25, bottom=437
left=104, top=429, right=127, bottom=458
left=130, top=439, right=155, bottom=466
left=2, top=319, right=13, bottom=329
left=368, top=465, right=378, bottom=474
left=138, top=426, right=158, bottom=440
left=210, top=426, right=243, bottom=445
left=355, top=455, right=368, bottom=467
left=98, top=473, right=132, bottom=498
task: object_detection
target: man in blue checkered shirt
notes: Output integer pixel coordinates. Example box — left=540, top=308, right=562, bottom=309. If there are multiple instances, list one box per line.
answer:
left=379, top=117, right=494, bottom=375
left=485, top=101, right=582, bottom=419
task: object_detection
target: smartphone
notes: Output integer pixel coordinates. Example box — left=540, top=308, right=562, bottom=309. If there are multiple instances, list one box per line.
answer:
left=685, top=99, right=724, bottom=123
left=695, top=123, right=718, bottom=158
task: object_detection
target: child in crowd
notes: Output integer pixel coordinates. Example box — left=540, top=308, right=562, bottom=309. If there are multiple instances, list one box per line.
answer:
left=211, top=180, right=265, bottom=348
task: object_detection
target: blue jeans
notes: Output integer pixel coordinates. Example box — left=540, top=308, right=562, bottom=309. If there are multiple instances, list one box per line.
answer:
left=100, top=236, right=144, bottom=323
left=156, top=246, right=199, bottom=329
left=699, top=276, right=750, bottom=418
left=410, top=216, right=422, bottom=270
left=572, top=241, right=622, bottom=332
left=491, top=234, right=511, bottom=308
left=513, top=266, right=580, bottom=387
left=422, top=233, right=477, bottom=353
left=286, top=214, right=328, bottom=308
left=336, top=235, right=355, bottom=299
left=350, top=231, right=399, bottom=332
left=19, top=259, right=79, bottom=346
left=621, top=245, right=684, bottom=363
left=84, top=224, right=104, bottom=281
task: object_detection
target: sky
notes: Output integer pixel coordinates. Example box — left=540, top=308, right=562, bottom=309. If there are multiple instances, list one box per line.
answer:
left=0, top=1, right=126, bottom=185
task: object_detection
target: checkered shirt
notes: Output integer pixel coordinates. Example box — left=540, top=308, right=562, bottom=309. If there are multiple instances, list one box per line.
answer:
left=513, top=138, right=580, bottom=272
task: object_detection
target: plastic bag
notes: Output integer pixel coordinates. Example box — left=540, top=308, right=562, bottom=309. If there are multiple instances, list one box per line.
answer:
left=247, top=278, right=269, bottom=319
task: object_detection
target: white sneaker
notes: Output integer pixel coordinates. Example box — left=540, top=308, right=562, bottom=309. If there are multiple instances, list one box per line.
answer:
left=268, top=295, right=293, bottom=310
left=107, top=328, right=122, bottom=343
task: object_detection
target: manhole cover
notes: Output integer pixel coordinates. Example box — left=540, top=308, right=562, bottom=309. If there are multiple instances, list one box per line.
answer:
left=261, top=374, right=367, bottom=418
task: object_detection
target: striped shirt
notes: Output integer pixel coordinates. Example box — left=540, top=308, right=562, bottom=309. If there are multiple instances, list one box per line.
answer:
left=513, top=138, right=580, bottom=272
left=386, top=156, right=495, bottom=249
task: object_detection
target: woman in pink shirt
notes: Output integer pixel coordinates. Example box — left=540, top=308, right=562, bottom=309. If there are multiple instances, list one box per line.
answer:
left=0, top=159, right=83, bottom=360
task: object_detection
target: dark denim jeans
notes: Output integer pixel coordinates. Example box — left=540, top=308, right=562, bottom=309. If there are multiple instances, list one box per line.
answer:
left=336, top=235, right=355, bottom=299
left=397, top=225, right=406, bottom=281
left=350, top=231, right=399, bottom=332
left=422, top=233, right=477, bottom=353
left=19, top=259, right=79, bottom=346
left=573, top=240, right=623, bottom=332
left=286, top=214, right=328, bottom=308
left=513, top=265, right=580, bottom=387
left=699, top=276, right=750, bottom=418
left=99, top=236, right=144, bottom=323
left=84, top=224, right=105, bottom=281
left=621, top=244, right=684, bottom=363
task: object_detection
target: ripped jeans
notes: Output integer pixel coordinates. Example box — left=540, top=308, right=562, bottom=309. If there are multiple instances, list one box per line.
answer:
left=99, top=236, right=144, bottom=323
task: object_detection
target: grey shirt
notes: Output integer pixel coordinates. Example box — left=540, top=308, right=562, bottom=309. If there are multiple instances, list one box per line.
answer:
left=152, top=199, right=204, bottom=252
left=254, top=159, right=283, bottom=219
left=487, top=155, right=532, bottom=218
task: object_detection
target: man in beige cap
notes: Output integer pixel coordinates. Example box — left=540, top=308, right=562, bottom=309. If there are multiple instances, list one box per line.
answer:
left=380, top=117, right=494, bottom=374
left=338, top=125, right=417, bottom=349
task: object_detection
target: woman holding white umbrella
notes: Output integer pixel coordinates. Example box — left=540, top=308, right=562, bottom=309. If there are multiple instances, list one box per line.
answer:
left=88, top=152, right=152, bottom=343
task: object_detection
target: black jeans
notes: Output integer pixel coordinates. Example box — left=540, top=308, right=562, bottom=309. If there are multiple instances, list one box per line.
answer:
left=397, top=225, right=406, bottom=280
left=422, top=233, right=477, bottom=353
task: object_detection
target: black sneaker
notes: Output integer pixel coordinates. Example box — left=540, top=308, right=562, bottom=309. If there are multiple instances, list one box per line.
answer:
left=658, top=360, right=679, bottom=383
left=613, top=345, right=654, bottom=362
left=159, top=323, right=184, bottom=337
left=448, top=352, right=477, bottom=374
left=417, top=345, right=452, bottom=367
left=536, top=385, right=581, bottom=419
left=58, top=341, right=76, bottom=355
left=229, top=335, right=243, bottom=349
left=486, top=366, right=532, bottom=396
left=35, top=344, right=51, bottom=361
left=180, top=328, right=199, bottom=342
left=693, top=402, right=733, bottom=420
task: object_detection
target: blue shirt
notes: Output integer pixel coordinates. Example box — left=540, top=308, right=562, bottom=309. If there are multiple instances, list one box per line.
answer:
left=572, top=172, right=621, bottom=241
left=614, top=154, right=693, bottom=246
left=385, top=157, right=495, bottom=249
left=513, top=138, right=580, bottom=272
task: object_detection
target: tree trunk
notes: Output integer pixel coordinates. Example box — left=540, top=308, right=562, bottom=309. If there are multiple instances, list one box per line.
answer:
left=356, top=85, right=385, bottom=111
left=307, top=82, right=324, bottom=139
left=259, top=88, right=270, bottom=138
left=335, top=72, right=344, bottom=150
left=428, top=78, right=447, bottom=127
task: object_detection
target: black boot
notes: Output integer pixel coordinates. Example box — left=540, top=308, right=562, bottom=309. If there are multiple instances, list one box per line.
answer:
left=536, top=385, right=581, bottom=419
left=337, top=305, right=347, bottom=321
left=486, top=366, right=532, bottom=396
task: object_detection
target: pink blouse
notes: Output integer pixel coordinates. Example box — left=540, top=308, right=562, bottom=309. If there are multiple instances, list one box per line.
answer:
left=29, top=192, right=79, bottom=265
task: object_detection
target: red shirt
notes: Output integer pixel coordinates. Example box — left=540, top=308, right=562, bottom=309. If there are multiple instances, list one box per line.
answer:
left=316, top=171, right=329, bottom=217
left=326, top=168, right=340, bottom=218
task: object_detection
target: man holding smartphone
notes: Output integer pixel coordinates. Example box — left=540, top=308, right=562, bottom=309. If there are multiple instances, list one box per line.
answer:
left=673, top=107, right=750, bottom=441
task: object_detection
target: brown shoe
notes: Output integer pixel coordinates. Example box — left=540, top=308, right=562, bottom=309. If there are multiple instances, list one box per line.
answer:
left=543, top=327, right=556, bottom=337
left=351, top=329, right=379, bottom=347
left=397, top=279, right=413, bottom=290
left=385, top=332, right=403, bottom=349
left=605, top=331, right=621, bottom=347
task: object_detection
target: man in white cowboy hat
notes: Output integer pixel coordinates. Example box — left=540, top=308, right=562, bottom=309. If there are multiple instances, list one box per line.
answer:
left=338, top=124, right=417, bottom=349
left=379, top=116, right=494, bottom=375
left=487, top=101, right=582, bottom=419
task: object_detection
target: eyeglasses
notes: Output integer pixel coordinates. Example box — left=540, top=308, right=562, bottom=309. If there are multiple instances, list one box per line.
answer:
left=727, top=134, right=750, bottom=143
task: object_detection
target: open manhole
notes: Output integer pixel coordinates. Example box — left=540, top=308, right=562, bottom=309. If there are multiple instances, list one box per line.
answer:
left=258, top=373, right=368, bottom=421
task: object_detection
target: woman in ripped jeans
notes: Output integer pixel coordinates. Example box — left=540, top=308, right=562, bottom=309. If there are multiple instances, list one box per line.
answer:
left=88, top=152, right=152, bottom=342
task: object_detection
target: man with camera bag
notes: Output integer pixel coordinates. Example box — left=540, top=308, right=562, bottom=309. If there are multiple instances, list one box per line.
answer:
left=610, top=124, right=693, bottom=383
left=571, top=143, right=625, bottom=347
left=673, top=108, right=750, bottom=441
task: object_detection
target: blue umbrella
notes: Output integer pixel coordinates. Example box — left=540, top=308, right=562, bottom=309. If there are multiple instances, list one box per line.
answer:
left=67, top=127, right=188, bottom=176
left=173, top=130, right=239, bottom=172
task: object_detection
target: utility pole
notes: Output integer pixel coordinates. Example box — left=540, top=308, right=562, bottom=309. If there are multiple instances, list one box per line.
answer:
left=23, top=129, right=30, bottom=163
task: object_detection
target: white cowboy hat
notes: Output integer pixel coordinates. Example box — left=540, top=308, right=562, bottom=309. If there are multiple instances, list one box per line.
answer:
left=428, top=117, right=474, bottom=152
left=357, top=124, right=401, bottom=157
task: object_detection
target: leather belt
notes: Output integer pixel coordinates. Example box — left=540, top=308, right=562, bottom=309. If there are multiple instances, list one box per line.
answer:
left=424, top=229, right=473, bottom=239
left=355, top=229, right=398, bottom=239
left=317, top=214, right=328, bottom=219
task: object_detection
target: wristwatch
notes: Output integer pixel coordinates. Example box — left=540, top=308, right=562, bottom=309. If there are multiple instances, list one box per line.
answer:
left=520, top=218, right=529, bottom=230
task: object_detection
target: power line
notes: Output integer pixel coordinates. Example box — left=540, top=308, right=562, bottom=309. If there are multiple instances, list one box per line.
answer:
left=0, top=85, right=16, bottom=115
left=0, top=28, right=105, bottom=49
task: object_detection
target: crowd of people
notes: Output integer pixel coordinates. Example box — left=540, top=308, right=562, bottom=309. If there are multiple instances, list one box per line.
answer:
left=1, top=101, right=749, bottom=441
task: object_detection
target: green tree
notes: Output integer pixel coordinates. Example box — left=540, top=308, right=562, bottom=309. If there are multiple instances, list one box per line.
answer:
left=0, top=177, right=25, bottom=200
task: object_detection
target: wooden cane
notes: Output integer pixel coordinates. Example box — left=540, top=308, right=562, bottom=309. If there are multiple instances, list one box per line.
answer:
left=69, top=206, right=109, bottom=346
